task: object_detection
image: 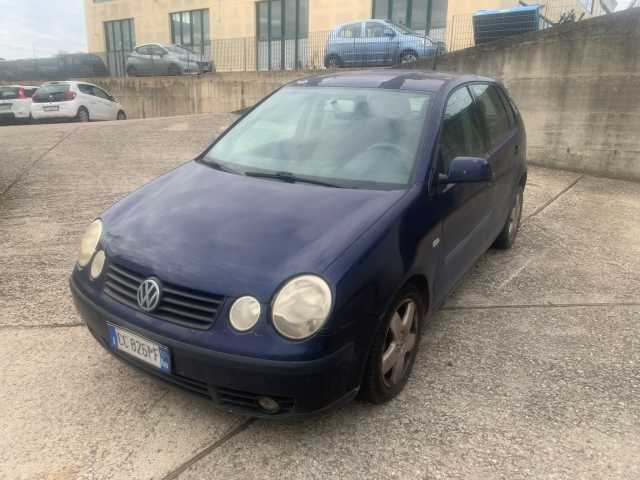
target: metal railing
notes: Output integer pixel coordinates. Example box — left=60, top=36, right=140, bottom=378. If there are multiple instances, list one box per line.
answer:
left=0, top=2, right=612, bottom=81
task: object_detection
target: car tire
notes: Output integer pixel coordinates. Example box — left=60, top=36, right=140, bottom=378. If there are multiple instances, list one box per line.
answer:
left=493, top=185, right=524, bottom=250
left=126, top=66, right=137, bottom=77
left=398, top=50, right=419, bottom=65
left=77, top=107, right=89, bottom=123
left=168, top=64, right=181, bottom=75
left=117, top=110, right=127, bottom=121
left=360, top=283, right=424, bottom=404
left=324, top=55, right=342, bottom=69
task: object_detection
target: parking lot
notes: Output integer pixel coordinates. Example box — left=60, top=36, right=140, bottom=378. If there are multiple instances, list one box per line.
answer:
left=1, top=116, right=639, bottom=479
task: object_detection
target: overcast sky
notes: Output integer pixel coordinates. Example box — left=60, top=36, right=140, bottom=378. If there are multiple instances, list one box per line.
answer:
left=0, top=0, right=636, bottom=60
left=0, top=0, right=87, bottom=60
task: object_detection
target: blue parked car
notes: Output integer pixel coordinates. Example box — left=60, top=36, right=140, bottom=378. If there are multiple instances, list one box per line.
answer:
left=324, top=20, right=445, bottom=68
left=70, top=70, right=527, bottom=418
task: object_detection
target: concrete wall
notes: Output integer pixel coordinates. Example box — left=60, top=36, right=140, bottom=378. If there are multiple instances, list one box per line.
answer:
left=88, top=70, right=306, bottom=118
left=418, top=8, right=640, bottom=180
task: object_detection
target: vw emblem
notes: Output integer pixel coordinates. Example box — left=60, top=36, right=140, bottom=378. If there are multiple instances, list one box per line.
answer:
left=137, top=278, right=161, bottom=312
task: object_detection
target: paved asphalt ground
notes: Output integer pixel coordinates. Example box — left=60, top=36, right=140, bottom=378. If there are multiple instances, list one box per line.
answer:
left=1, top=116, right=639, bottom=480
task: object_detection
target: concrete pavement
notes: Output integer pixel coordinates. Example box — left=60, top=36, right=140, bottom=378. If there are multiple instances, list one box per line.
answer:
left=1, top=116, right=639, bottom=479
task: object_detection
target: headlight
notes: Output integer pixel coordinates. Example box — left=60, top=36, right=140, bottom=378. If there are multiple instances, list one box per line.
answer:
left=90, top=250, right=106, bottom=280
left=77, top=220, right=102, bottom=268
left=229, top=296, right=261, bottom=332
left=272, top=275, right=332, bottom=340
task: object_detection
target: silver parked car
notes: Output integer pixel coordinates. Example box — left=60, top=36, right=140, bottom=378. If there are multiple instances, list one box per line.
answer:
left=126, top=44, right=214, bottom=76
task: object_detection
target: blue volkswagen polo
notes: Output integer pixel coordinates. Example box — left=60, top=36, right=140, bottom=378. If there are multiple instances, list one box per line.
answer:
left=70, top=70, right=526, bottom=418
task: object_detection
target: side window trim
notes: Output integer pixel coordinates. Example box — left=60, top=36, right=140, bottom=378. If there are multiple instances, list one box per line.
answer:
left=495, top=85, right=518, bottom=129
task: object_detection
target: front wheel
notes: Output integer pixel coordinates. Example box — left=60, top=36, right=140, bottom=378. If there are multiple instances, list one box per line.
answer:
left=360, top=284, right=424, bottom=404
left=493, top=185, right=524, bottom=249
left=117, top=110, right=127, bottom=121
left=168, top=64, right=181, bottom=75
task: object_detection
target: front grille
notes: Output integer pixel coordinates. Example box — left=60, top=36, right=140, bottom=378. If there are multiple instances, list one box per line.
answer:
left=104, top=262, right=224, bottom=330
left=215, top=386, right=295, bottom=415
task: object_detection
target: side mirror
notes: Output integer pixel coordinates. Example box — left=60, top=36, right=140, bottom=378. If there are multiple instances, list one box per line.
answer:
left=383, top=29, right=396, bottom=37
left=439, top=156, right=493, bottom=184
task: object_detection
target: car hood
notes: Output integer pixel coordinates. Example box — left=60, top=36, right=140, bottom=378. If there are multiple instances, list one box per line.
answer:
left=101, top=161, right=407, bottom=301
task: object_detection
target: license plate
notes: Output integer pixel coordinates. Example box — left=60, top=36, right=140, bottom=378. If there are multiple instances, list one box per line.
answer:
left=44, top=106, right=59, bottom=112
left=107, top=323, right=171, bottom=373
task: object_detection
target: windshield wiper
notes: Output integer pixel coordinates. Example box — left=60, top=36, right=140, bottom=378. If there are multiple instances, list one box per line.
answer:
left=244, top=170, right=344, bottom=188
left=206, top=160, right=244, bottom=175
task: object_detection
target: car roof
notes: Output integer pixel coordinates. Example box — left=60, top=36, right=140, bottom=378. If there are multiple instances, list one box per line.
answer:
left=5, top=85, right=39, bottom=89
left=287, top=69, right=497, bottom=94
left=334, top=19, right=389, bottom=29
left=135, top=43, right=166, bottom=48
left=41, top=80, right=100, bottom=88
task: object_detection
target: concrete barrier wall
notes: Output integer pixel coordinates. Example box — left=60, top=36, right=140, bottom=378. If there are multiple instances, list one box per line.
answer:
left=88, top=71, right=307, bottom=119
left=416, top=9, right=640, bottom=180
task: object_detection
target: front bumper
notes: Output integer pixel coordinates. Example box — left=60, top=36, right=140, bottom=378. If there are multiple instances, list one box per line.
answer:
left=70, top=278, right=359, bottom=419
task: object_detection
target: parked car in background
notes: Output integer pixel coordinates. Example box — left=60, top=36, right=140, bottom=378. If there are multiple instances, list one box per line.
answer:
left=126, top=44, right=213, bottom=76
left=0, top=53, right=108, bottom=81
left=325, top=19, right=445, bottom=68
left=0, top=85, right=38, bottom=123
left=31, top=81, right=126, bottom=123
left=70, top=70, right=526, bottom=418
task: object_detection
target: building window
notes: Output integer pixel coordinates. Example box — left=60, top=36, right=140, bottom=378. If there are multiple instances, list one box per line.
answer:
left=104, top=18, right=135, bottom=76
left=170, top=9, right=210, bottom=54
left=373, top=0, right=448, bottom=39
left=256, top=0, right=308, bottom=70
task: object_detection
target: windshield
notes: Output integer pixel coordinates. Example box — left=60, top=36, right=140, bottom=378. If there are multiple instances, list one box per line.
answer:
left=203, top=86, right=431, bottom=189
left=390, top=22, right=416, bottom=35
left=166, top=45, right=192, bottom=55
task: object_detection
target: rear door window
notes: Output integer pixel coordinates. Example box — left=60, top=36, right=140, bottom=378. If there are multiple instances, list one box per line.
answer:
left=439, top=87, right=486, bottom=175
left=495, top=87, right=517, bottom=127
left=136, top=46, right=153, bottom=55
left=365, top=22, right=386, bottom=38
left=339, top=23, right=362, bottom=38
left=470, top=84, right=512, bottom=149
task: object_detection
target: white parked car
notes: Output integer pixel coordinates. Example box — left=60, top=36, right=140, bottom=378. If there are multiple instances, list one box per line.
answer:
left=0, top=85, right=38, bottom=123
left=31, top=81, right=126, bottom=122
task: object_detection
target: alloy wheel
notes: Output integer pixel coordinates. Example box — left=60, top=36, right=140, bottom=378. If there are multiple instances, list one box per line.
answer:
left=381, top=299, right=418, bottom=387
left=400, top=53, right=418, bottom=64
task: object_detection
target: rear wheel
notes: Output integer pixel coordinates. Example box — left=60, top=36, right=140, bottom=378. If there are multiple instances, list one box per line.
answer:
left=168, top=64, right=181, bottom=75
left=126, top=65, right=137, bottom=77
left=399, top=50, right=419, bottom=65
left=117, top=110, right=127, bottom=121
left=360, top=284, right=424, bottom=404
left=493, top=185, right=524, bottom=249
left=325, top=55, right=341, bottom=69
left=77, top=107, right=89, bottom=123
